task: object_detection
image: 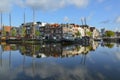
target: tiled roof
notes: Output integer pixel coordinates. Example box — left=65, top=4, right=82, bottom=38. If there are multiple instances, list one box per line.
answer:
left=51, top=24, right=59, bottom=27
left=3, top=26, right=12, bottom=32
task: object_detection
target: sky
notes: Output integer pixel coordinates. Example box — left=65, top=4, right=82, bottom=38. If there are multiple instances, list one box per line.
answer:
left=0, top=0, right=120, bottom=31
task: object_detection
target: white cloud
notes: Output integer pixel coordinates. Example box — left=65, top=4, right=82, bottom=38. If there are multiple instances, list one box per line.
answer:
left=64, top=16, right=70, bottom=22
left=100, top=20, right=110, bottom=24
left=116, top=16, right=120, bottom=23
left=0, top=0, right=13, bottom=12
left=87, top=12, right=94, bottom=21
left=15, top=0, right=26, bottom=8
left=0, top=0, right=89, bottom=12
left=23, top=62, right=94, bottom=80
left=0, top=60, right=97, bottom=80
left=0, top=0, right=25, bottom=12
left=25, top=0, right=89, bottom=11
left=68, top=0, right=89, bottom=8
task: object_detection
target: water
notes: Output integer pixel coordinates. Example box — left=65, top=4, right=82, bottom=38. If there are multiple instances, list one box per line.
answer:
left=0, top=41, right=120, bottom=80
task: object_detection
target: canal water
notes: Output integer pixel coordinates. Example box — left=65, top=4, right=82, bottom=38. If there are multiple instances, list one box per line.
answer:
left=0, top=41, right=120, bottom=80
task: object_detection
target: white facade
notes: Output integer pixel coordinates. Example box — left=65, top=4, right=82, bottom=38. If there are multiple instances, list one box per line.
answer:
left=78, top=27, right=85, bottom=37
left=62, top=24, right=75, bottom=41
left=92, top=29, right=100, bottom=39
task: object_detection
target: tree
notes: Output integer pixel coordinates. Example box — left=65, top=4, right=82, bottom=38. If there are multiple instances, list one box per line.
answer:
left=3, top=30, right=6, bottom=36
left=21, top=27, right=26, bottom=37
left=35, top=30, right=40, bottom=39
left=86, top=31, right=92, bottom=37
left=105, top=31, right=115, bottom=37
left=75, top=31, right=81, bottom=38
left=11, top=28, right=17, bottom=37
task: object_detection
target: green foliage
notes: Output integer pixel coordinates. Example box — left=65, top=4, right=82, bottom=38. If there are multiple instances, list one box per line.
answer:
left=105, top=31, right=115, bottom=37
left=35, top=45, right=41, bottom=51
left=11, top=45, right=17, bottom=50
left=3, top=31, right=6, bottom=36
left=20, top=46, right=26, bottom=54
left=35, top=30, right=40, bottom=36
left=104, top=43, right=114, bottom=48
left=21, top=27, right=26, bottom=37
left=75, top=31, right=81, bottom=38
left=86, top=31, right=92, bottom=37
left=76, top=46, right=81, bottom=51
left=11, top=28, right=17, bottom=37
left=87, top=46, right=93, bottom=51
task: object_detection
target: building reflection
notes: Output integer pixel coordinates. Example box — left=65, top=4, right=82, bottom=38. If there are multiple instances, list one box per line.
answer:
left=0, top=41, right=100, bottom=58
left=0, top=45, right=2, bottom=67
left=19, top=43, right=99, bottom=58
left=100, top=41, right=117, bottom=48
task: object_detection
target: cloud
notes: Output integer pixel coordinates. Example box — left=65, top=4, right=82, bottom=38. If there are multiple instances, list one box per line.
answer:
left=0, top=0, right=13, bottom=12
left=0, top=58, right=107, bottom=80
left=0, top=0, right=89, bottom=12
left=21, top=62, right=94, bottom=80
left=68, top=0, right=89, bottom=8
left=100, top=20, right=110, bottom=24
left=0, top=0, right=25, bottom=12
left=64, top=16, right=70, bottom=22
left=115, top=16, right=120, bottom=24
left=25, top=0, right=89, bottom=11
left=87, top=12, right=94, bottom=21
left=15, top=0, right=26, bottom=8
left=114, top=49, right=120, bottom=60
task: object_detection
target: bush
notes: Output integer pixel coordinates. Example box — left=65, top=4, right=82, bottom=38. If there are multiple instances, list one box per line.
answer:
left=105, top=31, right=115, bottom=37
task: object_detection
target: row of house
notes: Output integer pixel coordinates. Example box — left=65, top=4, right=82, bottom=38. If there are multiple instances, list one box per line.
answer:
left=19, top=22, right=100, bottom=41
left=0, top=22, right=100, bottom=41
left=0, top=26, right=19, bottom=39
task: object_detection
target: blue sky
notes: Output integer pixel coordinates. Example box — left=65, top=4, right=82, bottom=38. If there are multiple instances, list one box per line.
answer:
left=0, top=0, right=120, bottom=31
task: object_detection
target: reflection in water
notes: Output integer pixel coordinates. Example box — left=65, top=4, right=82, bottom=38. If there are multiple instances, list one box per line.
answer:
left=0, top=41, right=120, bottom=80
left=17, top=41, right=99, bottom=58
left=101, top=42, right=115, bottom=48
left=0, top=46, right=2, bottom=67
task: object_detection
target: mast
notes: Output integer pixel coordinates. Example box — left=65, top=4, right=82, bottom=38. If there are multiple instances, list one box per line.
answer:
left=84, top=17, right=87, bottom=36
left=24, top=9, right=26, bottom=24
left=1, top=12, right=2, bottom=37
left=84, top=17, right=86, bottom=25
left=9, top=13, right=11, bottom=37
left=32, top=8, right=35, bottom=39
left=33, top=8, right=35, bottom=23
left=9, top=13, right=12, bottom=70
left=81, top=18, right=83, bottom=25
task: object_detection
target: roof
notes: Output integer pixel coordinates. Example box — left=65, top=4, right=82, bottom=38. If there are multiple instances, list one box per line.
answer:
left=3, top=26, right=12, bottom=32
left=90, top=27, right=95, bottom=32
left=51, top=24, right=59, bottom=27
